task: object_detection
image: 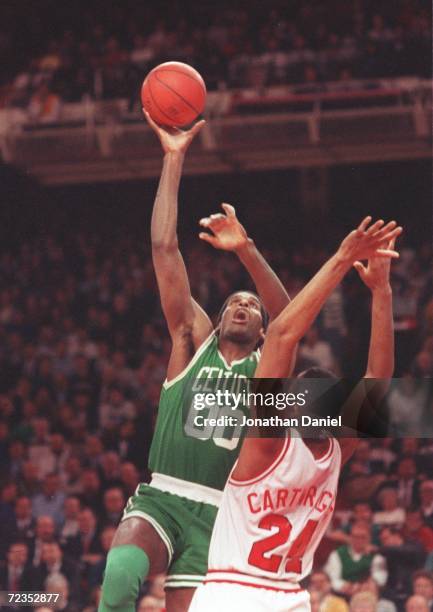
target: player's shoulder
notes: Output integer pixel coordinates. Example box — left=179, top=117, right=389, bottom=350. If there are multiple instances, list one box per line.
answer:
left=336, top=438, right=358, bottom=466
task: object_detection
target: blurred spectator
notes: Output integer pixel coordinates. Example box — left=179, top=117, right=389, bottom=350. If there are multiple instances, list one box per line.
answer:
left=31, top=515, right=56, bottom=567
left=373, top=487, right=405, bottom=529
left=119, top=461, right=140, bottom=497
left=12, top=495, right=35, bottom=544
left=388, top=374, right=429, bottom=435
left=405, top=595, right=429, bottom=612
left=308, top=570, right=349, bottom=611
left=99, top=451, right=122, bottom=488
left=88, top=526, right=116, bottom=589
left=411, top=570, right=433, bottom=609
left=387, top=457, right=420, bottom=509
left=401, top=508, right=433, bottom=553
left=32, top=473, right=66, bottom=527
left=0, top=542, right=36, bottom=592
left=28, top=83, right=61, bottom=124
left=324, top=522, right=387, bottom=596
left=419, top=481, right=433, bottom=528
left=18, top=461, right=41, bottom=497
left=63, top=508, right=102, bottom=562
left=45, top=571, right=79, bottom=611
left=63, top=456, right=84, bottom=495
left=84, top=435, right=104, bottom=469
left=378, top=527, right=425, bottom=600
left=349, top=591, right=377, bottom=612
left=59, top=496, right=81, bottom=542
left=79, top=469, right=102, bottom=514
left=99, top=386, right=136, bottom=432
left=101, top=487, right=124, bottom=527
left=33, top=541, right=79, bottom=596
left=353, top=577, right=397, bottom=612
left=28, top=418, right=52, bottom=478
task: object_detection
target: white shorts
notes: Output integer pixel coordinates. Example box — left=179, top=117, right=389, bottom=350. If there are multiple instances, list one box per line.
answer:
left=189, top=582, right=311, bottom=612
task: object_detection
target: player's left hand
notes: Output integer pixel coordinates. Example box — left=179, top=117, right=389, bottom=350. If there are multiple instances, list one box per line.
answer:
left=199, top=203, right=249, bottom=252
left=353, top=236, right=399, bottom=292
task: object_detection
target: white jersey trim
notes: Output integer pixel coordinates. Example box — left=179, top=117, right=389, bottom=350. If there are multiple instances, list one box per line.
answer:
left=217, top=347, right=260, bottom=370
left=163, top=331, right=216, bottom=390
left=166, top=580, right=204, bottom=588
left=228, top=434, right=290, bottom=486
left=150, top=473, right=222, bottom=506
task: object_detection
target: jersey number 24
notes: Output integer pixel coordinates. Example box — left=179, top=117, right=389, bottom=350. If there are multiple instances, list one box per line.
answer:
left=248, top=514, right=319, bottom=574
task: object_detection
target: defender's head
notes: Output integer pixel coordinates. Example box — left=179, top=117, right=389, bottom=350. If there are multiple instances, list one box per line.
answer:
left=217, top=291, right=267, bottom=346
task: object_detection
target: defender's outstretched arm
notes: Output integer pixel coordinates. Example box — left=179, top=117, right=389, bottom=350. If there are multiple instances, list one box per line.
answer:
left=338, top=237, right=398, bottom=463
left=354, top=240, right=395, bottom=379
left=256, top=218, right=401, bottom=379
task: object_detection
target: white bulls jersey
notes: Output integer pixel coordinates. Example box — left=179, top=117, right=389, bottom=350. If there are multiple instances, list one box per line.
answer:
left=205, top=434, right=341, bottom=591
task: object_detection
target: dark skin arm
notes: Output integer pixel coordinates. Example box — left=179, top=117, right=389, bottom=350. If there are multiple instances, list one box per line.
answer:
left=199, top=203, right=289, bottom=321
left=145, top=111, right=213, bottom=381
left=233, top=217, right=402, bottom=478
left=339, top=236, right=397, bottom=464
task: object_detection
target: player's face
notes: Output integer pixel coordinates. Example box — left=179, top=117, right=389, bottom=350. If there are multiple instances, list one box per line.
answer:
left=219, top=292, right=263, bottom=345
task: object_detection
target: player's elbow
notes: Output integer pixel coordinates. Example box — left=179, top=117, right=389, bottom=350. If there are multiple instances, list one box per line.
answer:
left=266, top=319, right=299, bottom=349
left=152, top=238, right=179, bottom=255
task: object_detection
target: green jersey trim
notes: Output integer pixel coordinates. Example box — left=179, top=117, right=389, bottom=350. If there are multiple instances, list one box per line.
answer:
left=162, top=331, right=216, bottom=390
left=150, top=473, right=222, bottom=507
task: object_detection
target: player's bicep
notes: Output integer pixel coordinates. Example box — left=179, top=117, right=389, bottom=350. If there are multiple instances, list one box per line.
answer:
left=255, top=325, right=297, bottom=378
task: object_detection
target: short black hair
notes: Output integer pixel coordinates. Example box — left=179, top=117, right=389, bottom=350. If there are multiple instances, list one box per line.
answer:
left=217, top=291, right=269, bottom=330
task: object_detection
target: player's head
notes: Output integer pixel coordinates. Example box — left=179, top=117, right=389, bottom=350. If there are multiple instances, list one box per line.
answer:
left=296, top=367, right=340, bottom=436
left=217, top=291, right=267, bottom=346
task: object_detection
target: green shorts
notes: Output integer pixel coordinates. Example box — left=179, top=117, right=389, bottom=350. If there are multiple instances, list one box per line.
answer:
left=122, top=483, right=218, bottom=589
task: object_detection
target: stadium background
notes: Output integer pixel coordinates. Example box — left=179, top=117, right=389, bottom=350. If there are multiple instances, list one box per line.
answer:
left=0, top=1, right=431, bottom=610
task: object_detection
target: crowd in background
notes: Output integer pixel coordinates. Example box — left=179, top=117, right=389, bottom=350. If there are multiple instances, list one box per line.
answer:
left=0, top=214, right=431, bottom=609
left=0, top=0, right=430, bottom=118
left=0, top=1, right=431, bottom=608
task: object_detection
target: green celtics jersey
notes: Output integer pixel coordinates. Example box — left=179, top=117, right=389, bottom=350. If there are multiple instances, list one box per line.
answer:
left=148, top=332, right=260, bottom=491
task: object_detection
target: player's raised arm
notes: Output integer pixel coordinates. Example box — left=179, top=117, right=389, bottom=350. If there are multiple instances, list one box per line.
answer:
left=199, top=203, right=289, bottom=320
left=354, top=237, right=396, bottom=379
left=145, top=112, right=212, bottom=375
left=257, top=217, right=402, bottom=378
left=337, top=235, right=400, bottom=464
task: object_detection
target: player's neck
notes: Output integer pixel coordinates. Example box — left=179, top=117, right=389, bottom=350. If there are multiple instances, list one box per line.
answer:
left=218, top=337, right=256, bottom=365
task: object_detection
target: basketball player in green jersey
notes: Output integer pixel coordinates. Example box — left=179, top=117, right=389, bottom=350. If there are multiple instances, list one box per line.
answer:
left=99, top=115, right=289, bottom=612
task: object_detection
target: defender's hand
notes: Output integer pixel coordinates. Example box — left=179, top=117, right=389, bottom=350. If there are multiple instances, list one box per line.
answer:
left=338, top=217, right=402, bottom=264
left=354, top=237, right=398, bottom=292
left=199, top=203, right=249, bottom=252
left=143, top=109, right=205, bottom=154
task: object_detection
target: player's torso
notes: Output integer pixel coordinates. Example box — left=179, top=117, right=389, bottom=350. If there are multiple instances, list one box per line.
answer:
left=149, top=332, right=260, bottom=491
left=207, top=435, right=341, bottom=586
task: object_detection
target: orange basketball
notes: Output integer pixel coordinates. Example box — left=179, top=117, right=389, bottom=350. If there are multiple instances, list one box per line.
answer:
left=141, top=61, right=206, bottom=127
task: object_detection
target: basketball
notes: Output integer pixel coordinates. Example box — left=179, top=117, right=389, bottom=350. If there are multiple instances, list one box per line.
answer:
left=141, top=61, right=207, bottom=127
